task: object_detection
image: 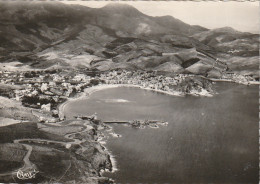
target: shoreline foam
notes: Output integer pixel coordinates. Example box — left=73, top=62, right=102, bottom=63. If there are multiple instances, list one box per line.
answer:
left=57, top=83, right=213, bottom=176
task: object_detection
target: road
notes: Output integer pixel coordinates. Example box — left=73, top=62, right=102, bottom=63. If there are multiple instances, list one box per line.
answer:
left=0, top=121, right=93, bottom=178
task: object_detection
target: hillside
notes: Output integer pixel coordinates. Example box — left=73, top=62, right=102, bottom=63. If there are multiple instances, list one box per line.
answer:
left=0, top=1, right=258, bottom=78
left=0, top=2, right=258, bottom=183
left=193, top=27, right=259, bottom=57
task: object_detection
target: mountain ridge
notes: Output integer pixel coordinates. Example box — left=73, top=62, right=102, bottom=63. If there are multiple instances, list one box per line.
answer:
left=0, top=1, right=258, bottom=78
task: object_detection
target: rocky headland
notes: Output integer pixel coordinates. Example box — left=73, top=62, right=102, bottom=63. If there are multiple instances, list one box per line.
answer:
left=0, top=1, right=258, bottom=183
left=0, top=66, right=258, bottom=183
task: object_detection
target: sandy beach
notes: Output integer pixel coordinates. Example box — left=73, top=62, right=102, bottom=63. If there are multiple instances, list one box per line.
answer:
left=0, top=117, right=21, bottom=127
left=58, top=83, right=216, bottom=119
left=56, top=83, right=213, bottom=175
left=58, top=84, right=183, bottom=119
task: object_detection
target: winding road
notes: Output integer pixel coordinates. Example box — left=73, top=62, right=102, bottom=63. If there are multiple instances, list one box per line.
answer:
left=0, top=121, right=94, bottom=179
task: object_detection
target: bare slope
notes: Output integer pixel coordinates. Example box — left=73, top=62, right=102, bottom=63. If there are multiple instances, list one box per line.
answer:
left=0, top=1, right=258, bottom=77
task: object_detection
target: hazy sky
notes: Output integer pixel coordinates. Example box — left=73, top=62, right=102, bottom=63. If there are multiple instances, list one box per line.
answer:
left=63, top=1, right=259, bottom=33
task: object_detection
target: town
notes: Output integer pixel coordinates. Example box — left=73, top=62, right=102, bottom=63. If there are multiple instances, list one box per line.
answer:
left=0, top=69, right=257, bottom=123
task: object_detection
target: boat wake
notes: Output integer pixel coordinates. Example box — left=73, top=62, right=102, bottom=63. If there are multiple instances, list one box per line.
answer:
left=102, top=99, right=131, bottom=103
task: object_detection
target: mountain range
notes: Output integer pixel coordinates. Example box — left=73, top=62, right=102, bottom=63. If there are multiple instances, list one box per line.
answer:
left=0, top=1, right=258, bottom=78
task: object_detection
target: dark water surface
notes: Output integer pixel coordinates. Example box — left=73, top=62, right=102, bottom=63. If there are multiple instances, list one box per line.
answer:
left=64, top=82, right=259, bottom=183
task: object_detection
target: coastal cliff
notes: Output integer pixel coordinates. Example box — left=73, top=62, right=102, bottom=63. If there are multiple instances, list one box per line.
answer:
left=0, top=1, right=258, bottom=183
left=0, top=68, right=257, bottom=183
left=0, top=119, right=113, bottom=183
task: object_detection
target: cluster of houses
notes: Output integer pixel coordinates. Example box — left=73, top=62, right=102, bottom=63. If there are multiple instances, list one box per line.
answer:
left=100, top=70, right=193, bottom=92
left=0, top=70, right=101, bottom=114
left=221, top=72, right=256, bottom=84
left=0, top=69, right=257, bottom=117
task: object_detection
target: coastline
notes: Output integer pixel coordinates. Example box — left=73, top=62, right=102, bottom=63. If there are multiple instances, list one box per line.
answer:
left=100, top=143, right=118, bottom=174
left=2, top=79, right=257, bottom=182
left=57, top=83, right=186, bottom=177
left=209, top=78, right=260, bottom=85
left=58, top=83, right=215, bottom=119
left=97, top=125, right=119, bottom=174
left=0, top=117, right=21, bottom=127
left=58, top=84, right=185, bottom=120
left=57, top=83, right=213, bottom=178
